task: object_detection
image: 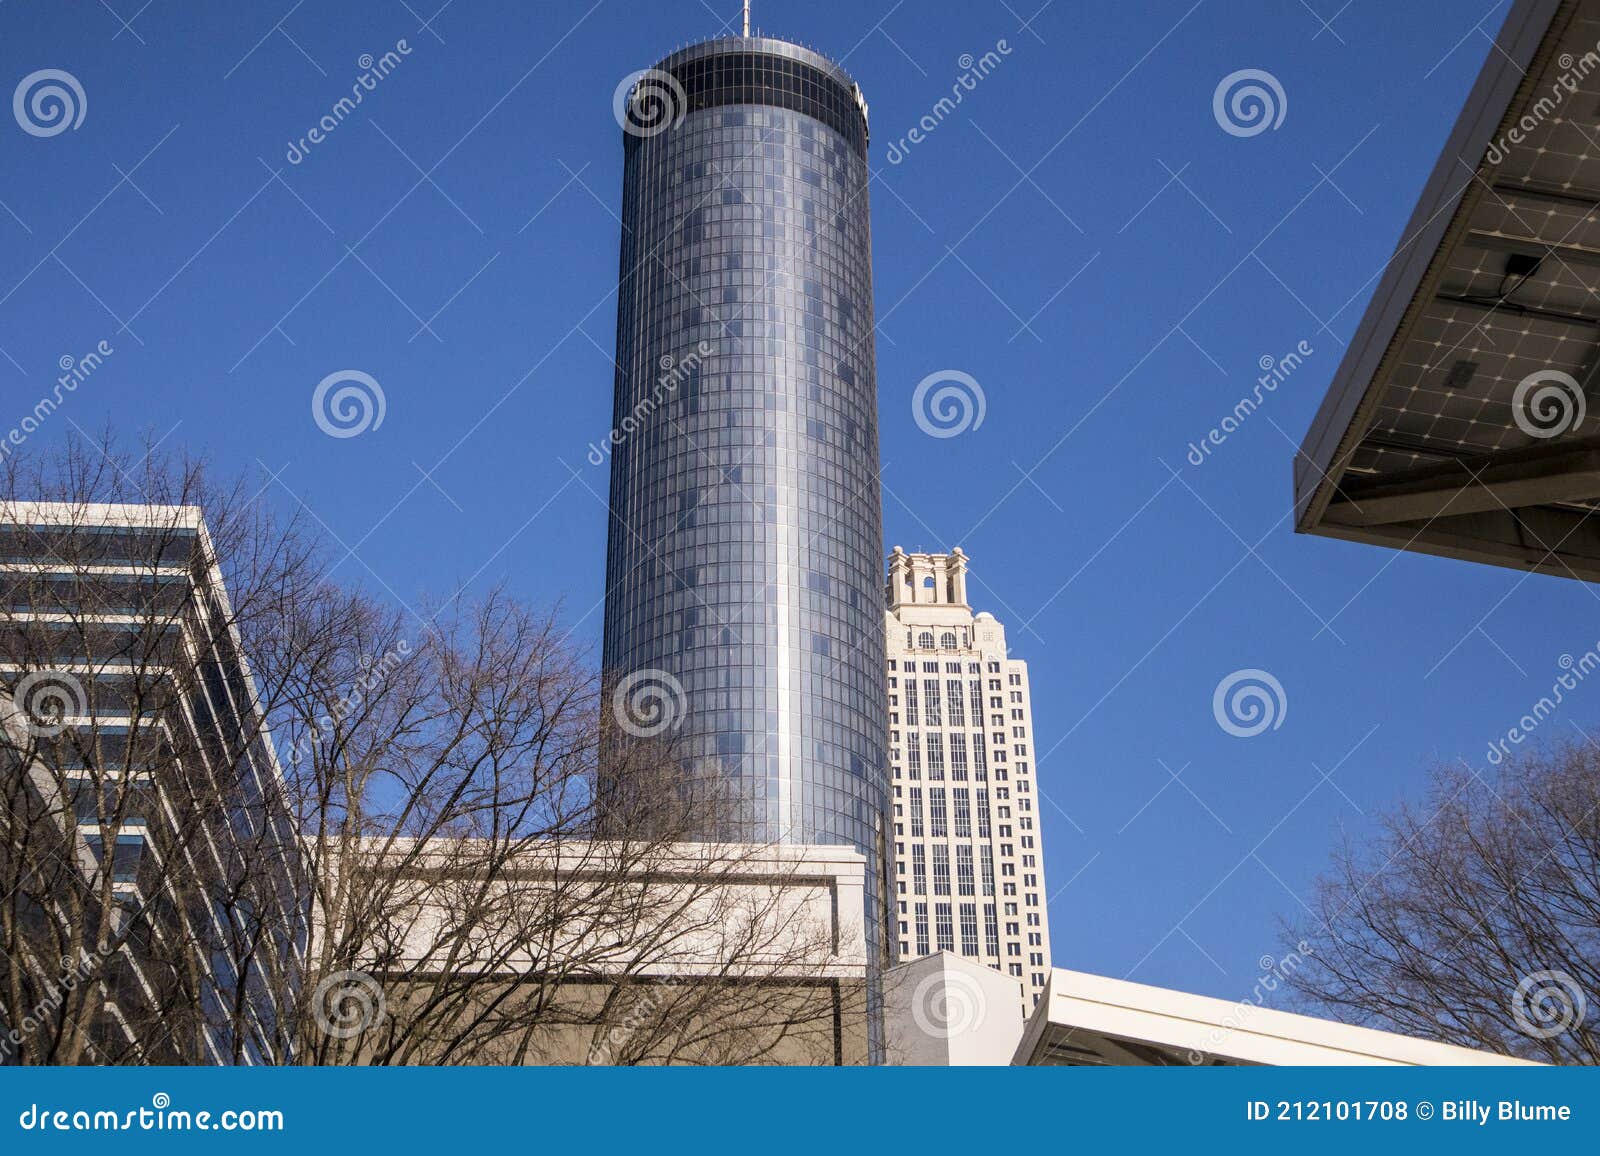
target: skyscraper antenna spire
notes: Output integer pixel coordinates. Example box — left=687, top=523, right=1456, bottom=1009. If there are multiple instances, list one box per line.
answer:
left=743, top=0, right=750, bottom=36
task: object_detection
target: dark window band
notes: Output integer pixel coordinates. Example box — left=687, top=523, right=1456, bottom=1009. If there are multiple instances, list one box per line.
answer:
left=627, top=49, right=869, bottom=159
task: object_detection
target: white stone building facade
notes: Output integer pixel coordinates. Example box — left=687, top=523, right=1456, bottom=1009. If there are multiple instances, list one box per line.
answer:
left=884, top=547, right=1051, bottom=1011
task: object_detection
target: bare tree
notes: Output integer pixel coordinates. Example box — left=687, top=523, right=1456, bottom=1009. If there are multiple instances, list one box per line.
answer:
left=0, top=435, right=320, bottom=1064
left=0, top=438, right=865, bottom=1066
left=1283, top=740, right=1600, bottom=1064
left=275, top=597, right=865, bottom=1066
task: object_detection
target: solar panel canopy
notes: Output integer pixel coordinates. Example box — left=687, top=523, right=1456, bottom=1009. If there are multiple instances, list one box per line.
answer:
left=1295, top=0, right=1600, bottom=580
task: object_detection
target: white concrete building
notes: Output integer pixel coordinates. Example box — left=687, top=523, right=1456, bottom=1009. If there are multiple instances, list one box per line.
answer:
left=883, top=961, right=1534, bottom=1066
left=330, top=838, right=872, bottom=1065
left=0, top=502, right=304, bottom=1065
left=884, top=951, right=1025, bottom=1066
left=884, top=547, right=1051, bottom=1012
left=1012, top=968, right=1538, bottom=1066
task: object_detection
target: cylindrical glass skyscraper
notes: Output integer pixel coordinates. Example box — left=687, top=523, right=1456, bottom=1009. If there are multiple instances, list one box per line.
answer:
left=601, top=35, right=889, bottom=1002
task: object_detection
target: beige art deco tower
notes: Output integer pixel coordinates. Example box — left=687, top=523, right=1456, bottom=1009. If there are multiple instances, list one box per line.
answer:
left=883, top=547, right=1051, bottom=1011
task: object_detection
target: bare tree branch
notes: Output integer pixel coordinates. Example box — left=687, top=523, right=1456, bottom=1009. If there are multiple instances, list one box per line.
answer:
left=1283, top=741, right=1600, bottom=1064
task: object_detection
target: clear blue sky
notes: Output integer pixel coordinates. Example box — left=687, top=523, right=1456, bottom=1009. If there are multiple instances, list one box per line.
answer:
left=2, top=0, right=1576, bottom=1006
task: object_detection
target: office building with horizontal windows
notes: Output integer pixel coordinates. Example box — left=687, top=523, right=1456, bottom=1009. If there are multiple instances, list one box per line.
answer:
left=883, top=547, right=1052, bottom=1011
left=0, top=503, right=304, bottom=1064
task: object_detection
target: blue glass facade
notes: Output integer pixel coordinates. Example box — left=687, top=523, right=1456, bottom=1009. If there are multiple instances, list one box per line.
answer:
left=601, top=36, right=889, bottom=966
